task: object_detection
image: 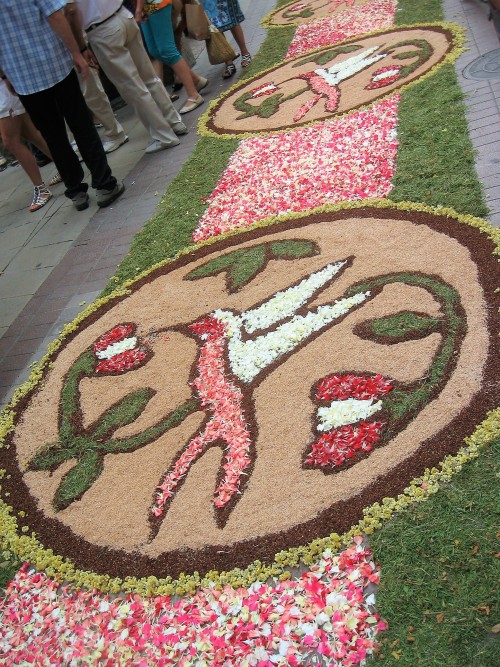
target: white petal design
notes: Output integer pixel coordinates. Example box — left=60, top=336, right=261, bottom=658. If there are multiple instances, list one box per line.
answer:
left=317, top=398, right=382, bottom=430
left=95, top=336, right=137, bottom=359
left=242, top=260, right=347, bottom=333
left=224, top=291, right=369, bottom=382
left=315, top=46, right=387, bottom=86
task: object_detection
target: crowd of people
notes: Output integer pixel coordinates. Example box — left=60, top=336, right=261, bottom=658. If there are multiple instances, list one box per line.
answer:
left=0, top=0, right=250, bottom=212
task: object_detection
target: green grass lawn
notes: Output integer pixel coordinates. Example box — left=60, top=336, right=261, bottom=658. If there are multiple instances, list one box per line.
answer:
left=2, top=0, right=498, bottom=664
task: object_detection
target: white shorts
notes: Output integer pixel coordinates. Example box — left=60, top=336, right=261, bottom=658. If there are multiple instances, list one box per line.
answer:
left=0, top=80, right=25, bottom=119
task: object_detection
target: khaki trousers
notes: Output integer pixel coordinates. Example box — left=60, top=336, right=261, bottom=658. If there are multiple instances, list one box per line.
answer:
left=86, top=7, right=181, bottom=145
left=78, top=67, right=127, bottom=143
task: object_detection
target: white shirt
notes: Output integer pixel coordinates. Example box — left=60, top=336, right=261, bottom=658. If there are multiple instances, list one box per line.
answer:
left=74, top=0, right=123, bottom=30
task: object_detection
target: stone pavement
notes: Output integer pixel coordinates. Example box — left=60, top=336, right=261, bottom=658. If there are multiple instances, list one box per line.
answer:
left=0, top=0, right=499, bottom=407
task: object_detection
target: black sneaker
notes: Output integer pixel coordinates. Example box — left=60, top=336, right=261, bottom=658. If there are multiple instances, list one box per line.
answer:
left=96, top=181, right=125, bottom=208
left=71, top=191, right=90, bottom=211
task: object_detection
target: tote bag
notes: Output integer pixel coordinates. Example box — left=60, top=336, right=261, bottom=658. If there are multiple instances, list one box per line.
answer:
left=205, top=24, right=237, bottom=65
left=185, top=1, right=210, bottom=40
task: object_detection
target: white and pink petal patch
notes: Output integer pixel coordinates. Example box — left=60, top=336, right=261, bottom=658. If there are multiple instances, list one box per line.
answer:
left=0, top=539, right=387, bottom=666
left=193, top=96, right=399, bottom=243
left=287, top=0, right=397, bottom=58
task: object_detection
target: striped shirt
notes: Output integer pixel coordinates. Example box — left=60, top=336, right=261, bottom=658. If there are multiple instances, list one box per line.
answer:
left=0, top=0, right=74, bottom=95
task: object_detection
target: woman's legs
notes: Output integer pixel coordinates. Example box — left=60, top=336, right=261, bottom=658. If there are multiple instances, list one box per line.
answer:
left=18, top=114, right=54, bottom=162
left=222, top=24, right=250, bottom=77
left=0, top=114, right=45, bottom=186
left=142, top=6, right=205, bottom=101
left=230, top=24, right=250, bottom=60
left=0, top=113, right=53, bottom=211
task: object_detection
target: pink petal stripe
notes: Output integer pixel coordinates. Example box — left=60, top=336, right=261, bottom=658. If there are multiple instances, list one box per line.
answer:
left=193, top=96, right=399, bottom=243
left=0, top=541, right=386, bottom=665
left=153, top=315, right=252, bottom=516
left=287, top=0, right=397, bottom=58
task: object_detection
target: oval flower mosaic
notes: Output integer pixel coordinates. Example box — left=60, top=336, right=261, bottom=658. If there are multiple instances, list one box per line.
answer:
left=0, top=205, right=498, bottom=584
left=201, top=24, right=461, bottom=136
left=265, top=0, right=372, bottom=27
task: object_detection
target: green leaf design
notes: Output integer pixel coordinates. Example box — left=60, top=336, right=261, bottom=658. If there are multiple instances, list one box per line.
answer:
left=283, top=7, right=313, bottom=19
left=228, top=245, right=267, bottom=290
left=27, top=443, right=76, bottom=473
left=90, top=387, right=155, bottom=441
left=186, top=240, right=319, bottom=293
left=234, top=92, right=286, bottom=120
left=54, top=450, right=103, bottom=511
left=355, top=311, right=443, bottom=343
left=270, top=240, right=318, bottom=259
left=390, top=39, right=433, bottom=78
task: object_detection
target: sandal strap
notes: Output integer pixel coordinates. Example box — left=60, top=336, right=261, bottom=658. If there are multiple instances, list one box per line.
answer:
left=29, top=184, right=52, bottom=211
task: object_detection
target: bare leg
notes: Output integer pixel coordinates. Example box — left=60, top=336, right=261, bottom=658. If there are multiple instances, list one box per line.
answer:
left=170, top=58, right=203, bottom=100
left=230, top=25, right=250, bottom=60
left=0, top=114, right=45, bottom=185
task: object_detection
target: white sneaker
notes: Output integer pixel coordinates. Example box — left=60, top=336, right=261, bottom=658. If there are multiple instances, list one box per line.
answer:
left=103, top=135, right=129, bottom=153
left=145, top=139, right=180, bottom=154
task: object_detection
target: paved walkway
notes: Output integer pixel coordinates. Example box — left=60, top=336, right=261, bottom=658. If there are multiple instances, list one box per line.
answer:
left=0, top=0, right=499, bottom=406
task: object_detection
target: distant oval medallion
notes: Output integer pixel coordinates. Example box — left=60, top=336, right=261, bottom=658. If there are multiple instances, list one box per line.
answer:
left=267, top=0, right=372, bottom=27
left=203, top=25, right=459, bottom=136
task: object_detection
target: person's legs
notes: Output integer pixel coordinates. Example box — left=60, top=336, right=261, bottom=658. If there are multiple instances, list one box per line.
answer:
left=0, top=114, right=44, bottom=185
left=51, top=71, right=117, bottom=194
left=230, top=24, right=250, bottom=61
left=19, top=83, right=86, bottom=200
left=0, top=113, right=53, bottom=211
left=89, top=11, right=181, bottom=145
left=143, top=6, right=205, bottom=101
left=78, top=68, right=128, bottom=145
left=18, top=114, right=53, bottom=162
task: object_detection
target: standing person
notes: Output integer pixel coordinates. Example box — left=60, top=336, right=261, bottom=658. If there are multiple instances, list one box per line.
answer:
left=0, top=79, right=59, bottom=212
left=199, top=0, right=251, bottom=79
left=64, top=2, right=129, bottom=154
left=0, top=0, right=124, bottom=211
left=135, top=0, right=208, bottom=114
left=67, top=0, right=188, bottom=153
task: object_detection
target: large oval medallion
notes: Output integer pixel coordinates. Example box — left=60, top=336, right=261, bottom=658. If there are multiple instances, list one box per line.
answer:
left=1, top=206, right=498, bottom=581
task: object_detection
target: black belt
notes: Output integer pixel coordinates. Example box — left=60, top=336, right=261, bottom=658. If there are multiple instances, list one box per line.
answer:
left=86, top=3, right=124, bottom=32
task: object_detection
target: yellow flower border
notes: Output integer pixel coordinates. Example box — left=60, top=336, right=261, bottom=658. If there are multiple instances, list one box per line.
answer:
left=0, top=199, right=498, bottom=597
left=198, top=22, right=467, bottom=140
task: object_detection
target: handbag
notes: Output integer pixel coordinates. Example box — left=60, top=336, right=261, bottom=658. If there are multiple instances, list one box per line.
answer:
left=185, top=1, right=210, bottom=40
left=205, top=24, right=237, bottom=65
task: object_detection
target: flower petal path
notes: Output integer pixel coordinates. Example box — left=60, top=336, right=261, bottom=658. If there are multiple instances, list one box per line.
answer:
left=0, top=0, right=498, bottom=665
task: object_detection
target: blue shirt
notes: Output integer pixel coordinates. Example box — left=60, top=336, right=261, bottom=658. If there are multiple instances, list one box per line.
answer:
left=0, top=0, right=74, bottom=95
